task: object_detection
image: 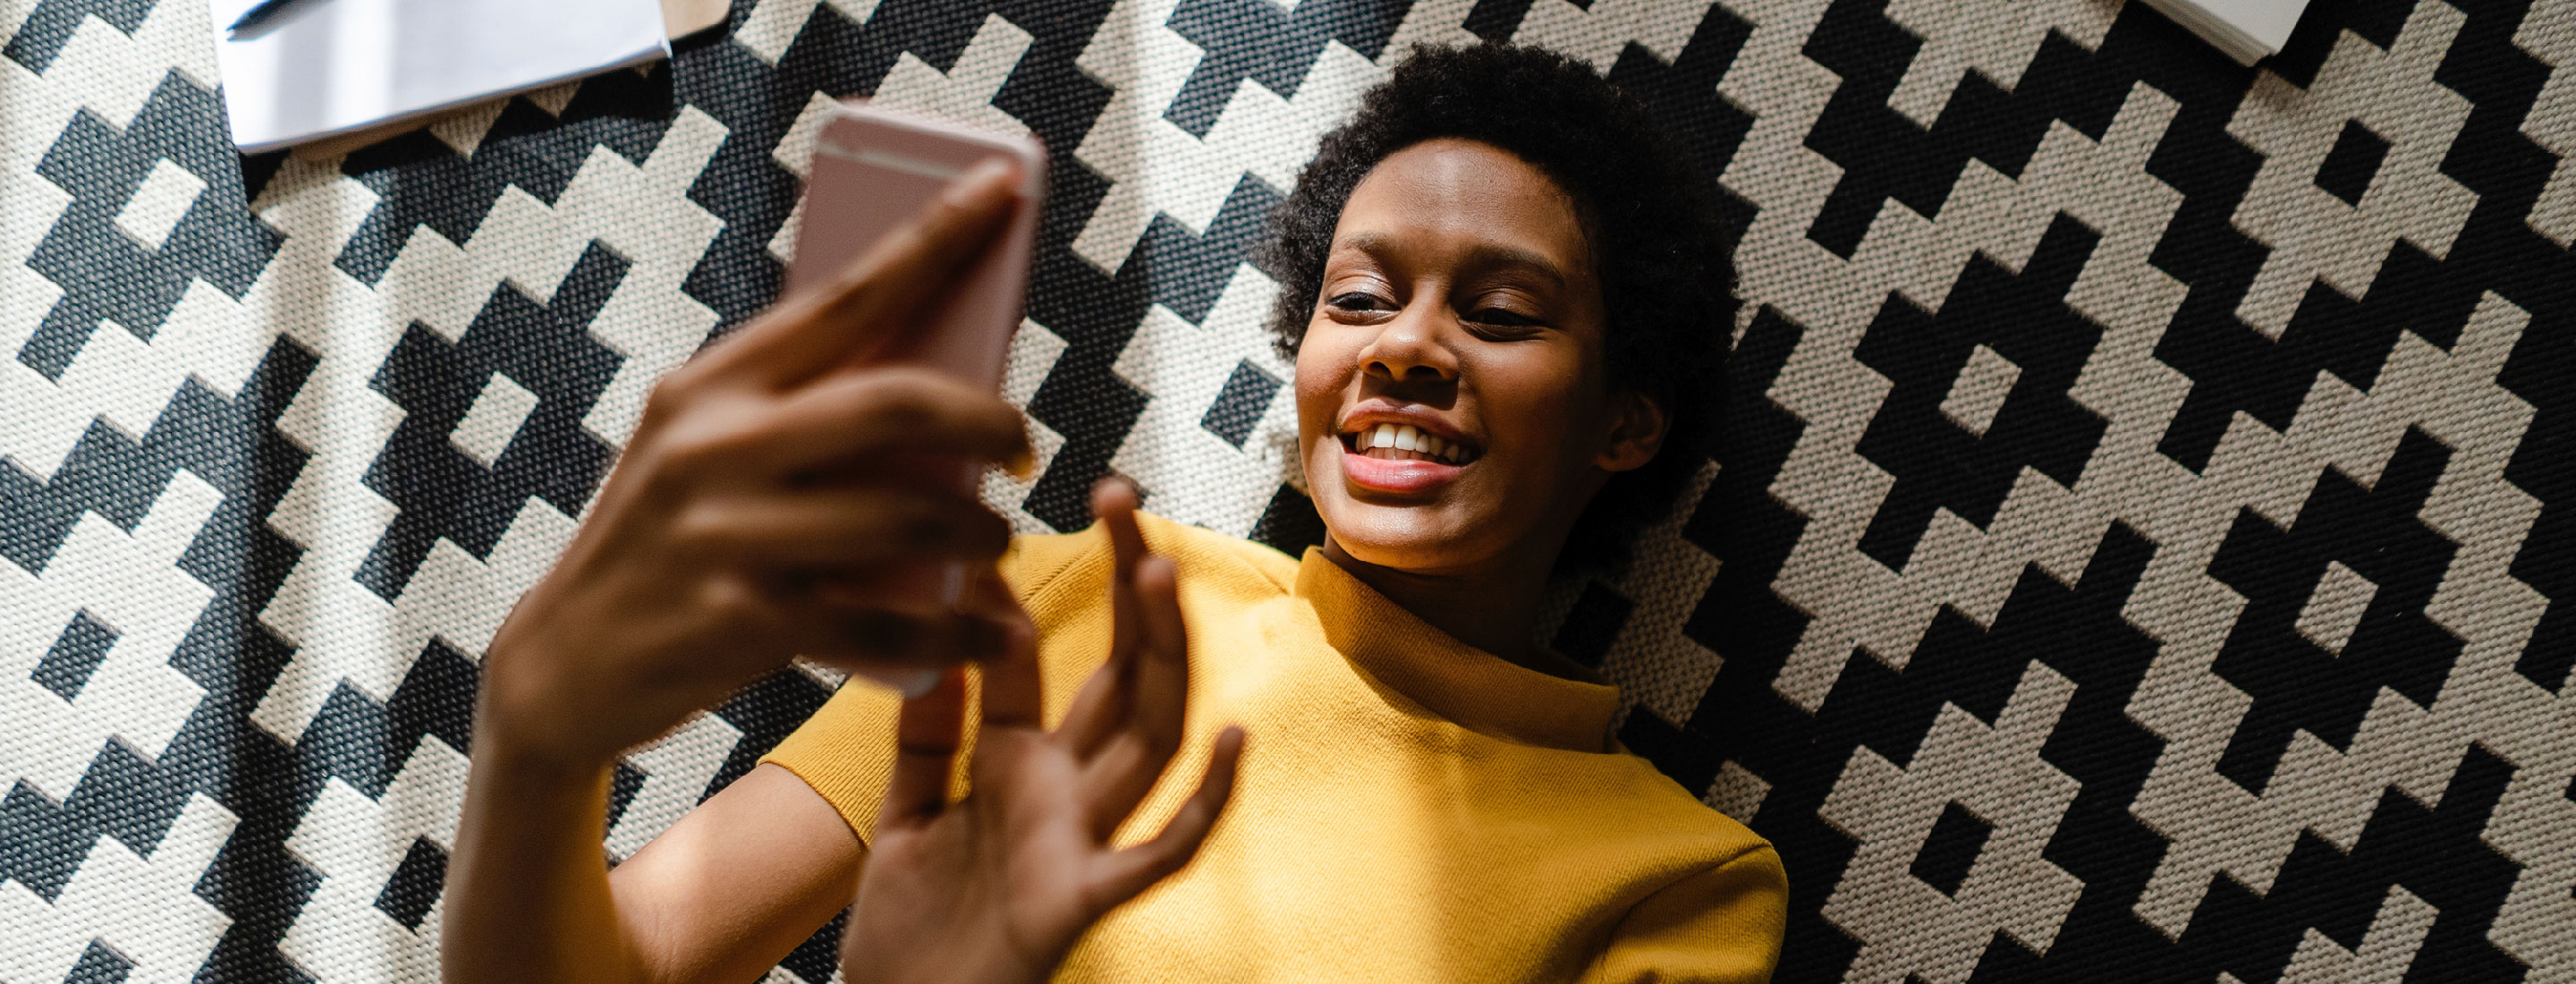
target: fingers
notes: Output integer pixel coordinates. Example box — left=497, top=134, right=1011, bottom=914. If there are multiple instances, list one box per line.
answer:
left=1128, top=556, right=1191, bottom=763
left=675, top=487, right=1010, bottom=569
left=1052, top=653, right=1125, bottom=764
left=1084, top=726, right=1245, bottom=912
left=663, top=568, right=936, bottom=670
left=790, top=607, right=1006, bottom=673
left=1075, top=556, right=1191, bottom=837
left=1077, top=732, right=1156, bottom=841
left=880, top=667, right=970, bottom=825
left=794, top=569, right=1025, bottom=674
left=1095, top=478, right=1148, bottom=586
left=1097, top=476, right=1146, bottom=621
left=759, top=369, right=1030, bottom=479
left=698, top=159, right=1022, bottom=391
left=662, top=369, right=1029, bottom=484
left=977, top=579, right=1046, bottom=729
left=1097, top=478, right=1148, bottom=635
left=1063, top=478, right=1148, bottom=759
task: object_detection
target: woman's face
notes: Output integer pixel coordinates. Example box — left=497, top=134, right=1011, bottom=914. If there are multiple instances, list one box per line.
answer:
left=1295, top=138, right=1663, bottom=578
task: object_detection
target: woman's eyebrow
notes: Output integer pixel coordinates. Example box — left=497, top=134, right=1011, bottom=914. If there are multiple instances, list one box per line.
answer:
left=1332, top=232, right=1394, bottom=259
left=1459, top=243, right=1567, bottom=288
left=1330, top=233, right=1569, bottom=287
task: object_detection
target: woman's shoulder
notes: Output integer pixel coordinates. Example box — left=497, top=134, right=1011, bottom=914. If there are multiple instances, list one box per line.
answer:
left=1563, top=748, right=1779, bottom=882
left=1002, top=512, right=1300, bottom=607
left=1138, top=513, right=1302, bottom=590
left=1564, top=757, right=1785, bottom=977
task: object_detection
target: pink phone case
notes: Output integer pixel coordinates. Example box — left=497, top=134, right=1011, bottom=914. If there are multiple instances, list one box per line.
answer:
left=787, top=106, right=1046, bottom=695
left=788, top=102, right=1047, bottom=396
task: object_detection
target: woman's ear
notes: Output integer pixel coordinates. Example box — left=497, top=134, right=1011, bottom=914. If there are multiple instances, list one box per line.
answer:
left=1596, top=390, right=1669, bottom=473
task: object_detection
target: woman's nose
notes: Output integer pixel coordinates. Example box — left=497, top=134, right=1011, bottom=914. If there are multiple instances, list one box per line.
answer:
left=1357, top=308, right=1458, bottom=385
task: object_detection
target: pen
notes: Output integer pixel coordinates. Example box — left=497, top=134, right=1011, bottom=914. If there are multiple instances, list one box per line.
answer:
left=225, top=0, right=327, bottom=38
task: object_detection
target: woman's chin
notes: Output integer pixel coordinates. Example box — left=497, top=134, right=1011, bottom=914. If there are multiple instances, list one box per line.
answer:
left=1314, top=496, right=1479, bottom=570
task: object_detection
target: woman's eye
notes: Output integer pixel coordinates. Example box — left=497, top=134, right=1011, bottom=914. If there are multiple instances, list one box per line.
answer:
left=1466, top=307, right=1542, bottom=328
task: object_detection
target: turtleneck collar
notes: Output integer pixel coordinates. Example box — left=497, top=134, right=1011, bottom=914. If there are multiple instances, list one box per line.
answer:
left=1292, top=548, right=1621, bottom=752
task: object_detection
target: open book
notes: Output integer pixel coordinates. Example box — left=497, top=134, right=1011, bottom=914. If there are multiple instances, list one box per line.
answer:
left=2138, top=0, right=2312, bottom=64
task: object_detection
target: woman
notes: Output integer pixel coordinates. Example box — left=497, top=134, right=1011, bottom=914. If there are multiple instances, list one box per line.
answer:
left=443, top=43, right=1785, bottom=983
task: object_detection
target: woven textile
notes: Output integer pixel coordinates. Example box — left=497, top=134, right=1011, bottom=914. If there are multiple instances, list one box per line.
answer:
left=2, top=0, right=2570, bottom=980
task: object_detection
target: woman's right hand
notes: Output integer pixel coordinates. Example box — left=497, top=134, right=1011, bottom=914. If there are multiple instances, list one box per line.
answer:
left=838, top=481, right=1244, bottom=984
left=476, top=159, right=1034, bottom=773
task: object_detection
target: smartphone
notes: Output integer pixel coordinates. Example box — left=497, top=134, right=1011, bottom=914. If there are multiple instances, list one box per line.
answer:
left=786, top=103, right=1046, bottom=693
left=789, top=100, right=1046, bottom=403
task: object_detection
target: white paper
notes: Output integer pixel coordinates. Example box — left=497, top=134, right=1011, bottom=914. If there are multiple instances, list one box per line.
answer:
left=212, top=0, right=670, bottom=152
left=2142, top=0, right=2310, bottom=64
left=2199, top=0, right=2309, bottom=52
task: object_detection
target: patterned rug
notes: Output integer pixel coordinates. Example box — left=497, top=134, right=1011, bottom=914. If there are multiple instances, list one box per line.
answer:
left=3, top=0, right=2569, bottom=980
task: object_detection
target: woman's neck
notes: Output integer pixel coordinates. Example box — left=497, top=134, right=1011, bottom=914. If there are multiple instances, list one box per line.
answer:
left=1318, top=539, right=1567, bottom=676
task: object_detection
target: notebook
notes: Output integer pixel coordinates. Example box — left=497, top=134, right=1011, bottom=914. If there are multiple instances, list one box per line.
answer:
left=209, top=0, right=727, bottom=154
left=2139, top=0, right=2312, bottom=65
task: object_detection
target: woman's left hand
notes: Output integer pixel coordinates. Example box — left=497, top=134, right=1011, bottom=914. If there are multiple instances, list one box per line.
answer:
left=839, top=488, right=1246, bottom=984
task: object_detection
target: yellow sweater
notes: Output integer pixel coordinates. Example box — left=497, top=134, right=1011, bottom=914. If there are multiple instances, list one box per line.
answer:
left=763, top=514, right=1786, bottom=983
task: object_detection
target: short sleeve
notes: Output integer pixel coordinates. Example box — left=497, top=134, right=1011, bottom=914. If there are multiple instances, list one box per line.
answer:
left=758, top=674, right=906, bottom=844
left=1590, top=844, right=1790, bottom=984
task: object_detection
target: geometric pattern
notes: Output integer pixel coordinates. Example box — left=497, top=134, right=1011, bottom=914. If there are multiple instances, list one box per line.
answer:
left=2, top=0, right=2569, bottom=981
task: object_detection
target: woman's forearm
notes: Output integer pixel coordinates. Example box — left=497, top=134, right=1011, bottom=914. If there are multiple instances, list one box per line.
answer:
left=442, top=725, right=651, bottom=984
left=429, top=161, right=1034, bottom=982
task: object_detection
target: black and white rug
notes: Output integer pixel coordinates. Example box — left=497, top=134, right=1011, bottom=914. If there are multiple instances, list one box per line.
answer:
left=3, top=0, right=2570, bottom=980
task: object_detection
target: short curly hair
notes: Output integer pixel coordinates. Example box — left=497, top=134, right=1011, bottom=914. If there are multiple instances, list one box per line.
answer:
left=1259, top=42, right=1737, bottom=573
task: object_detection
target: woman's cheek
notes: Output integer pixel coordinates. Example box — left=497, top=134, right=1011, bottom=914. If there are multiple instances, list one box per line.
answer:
left=1486, top=361, right=1596, bottom=492
left=1292, top=337, right=1349, bottom=431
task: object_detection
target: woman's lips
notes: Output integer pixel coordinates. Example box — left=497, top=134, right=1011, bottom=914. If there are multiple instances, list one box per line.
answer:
left=1336, top=438, right=1465, bottom=494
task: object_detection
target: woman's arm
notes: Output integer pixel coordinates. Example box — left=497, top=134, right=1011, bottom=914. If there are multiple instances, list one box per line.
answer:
left=445, top=756, right=863, bottom=984
left=448, top=483, right=1243, bottom=984
left=607, top=766, right=867, bottom=978
left=442, top=160, right=1033, bottom=983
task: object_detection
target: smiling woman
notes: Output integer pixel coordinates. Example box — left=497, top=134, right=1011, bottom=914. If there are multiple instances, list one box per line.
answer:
left=767, top=43, right=1784, bottom=980
left=441, top=40, right=1781, bottom=984
left=1293, top=137, right=1657, bottom=661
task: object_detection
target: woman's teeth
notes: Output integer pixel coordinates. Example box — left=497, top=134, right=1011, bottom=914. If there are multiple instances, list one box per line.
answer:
left=1350, top=422, right=1470, bottom=464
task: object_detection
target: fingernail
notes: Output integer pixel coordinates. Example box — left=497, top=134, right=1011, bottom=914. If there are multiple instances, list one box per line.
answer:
left=1003, top=447, right=1036, bottom=479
